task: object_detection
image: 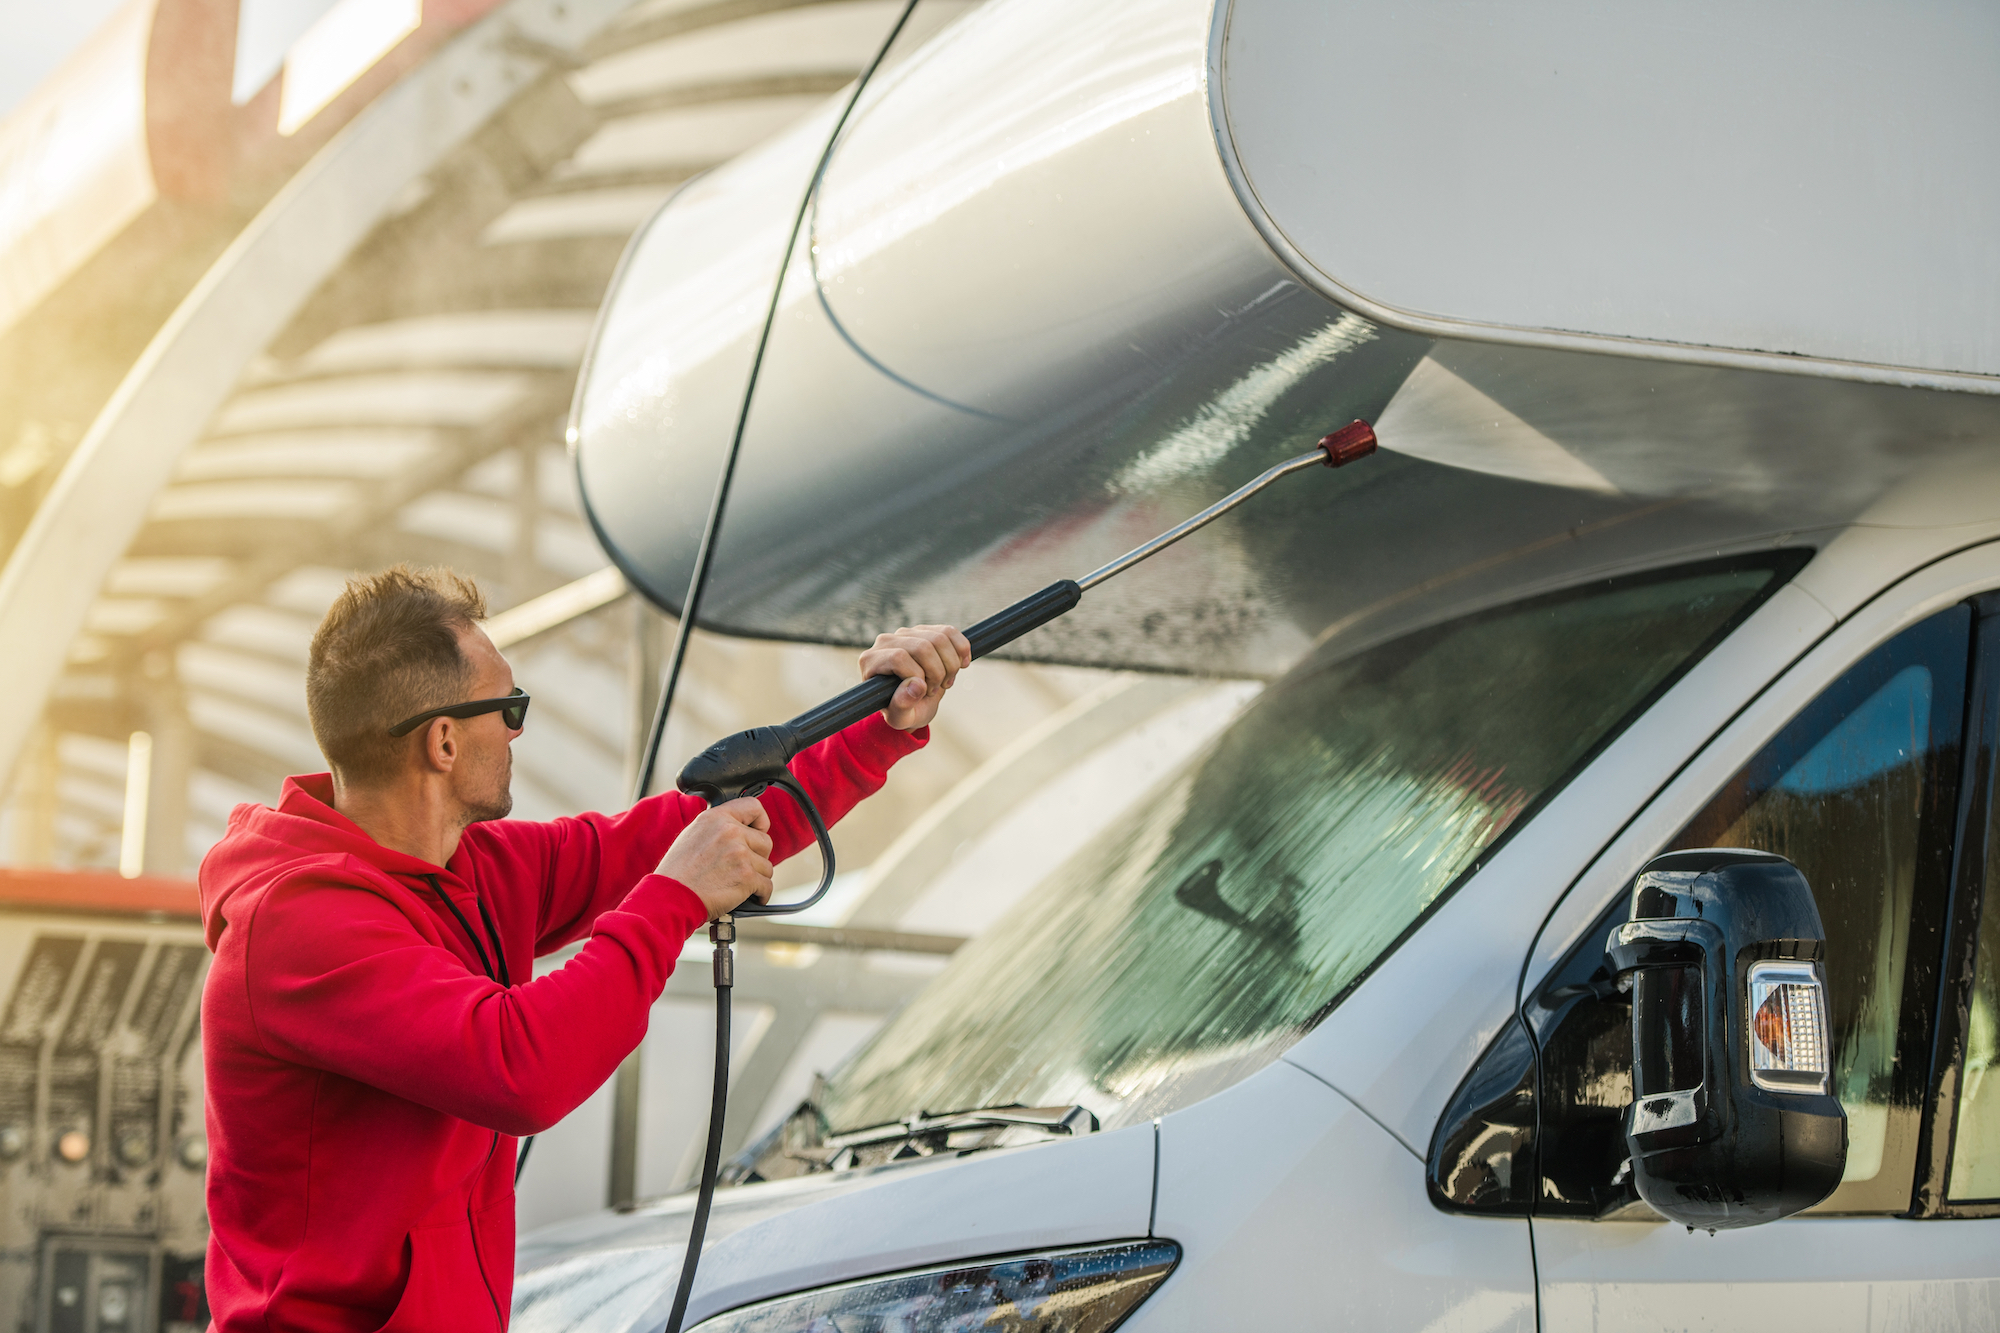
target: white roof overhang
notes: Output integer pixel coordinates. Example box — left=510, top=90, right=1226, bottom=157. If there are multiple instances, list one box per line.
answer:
left=1213, top=0, right=2000, bottom=391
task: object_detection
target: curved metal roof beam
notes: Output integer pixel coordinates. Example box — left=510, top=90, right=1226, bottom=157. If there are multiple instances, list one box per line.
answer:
left=0, top=0, right=637, bottom=788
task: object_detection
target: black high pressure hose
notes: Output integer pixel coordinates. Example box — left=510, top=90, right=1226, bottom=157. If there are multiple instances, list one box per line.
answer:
left=633, top=4, right=920, bottom=810
left=641, top=7, right=924, bottom=1331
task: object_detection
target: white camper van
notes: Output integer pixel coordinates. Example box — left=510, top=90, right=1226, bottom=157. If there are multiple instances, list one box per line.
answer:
left=521, top=0, right=2000, bottom=1327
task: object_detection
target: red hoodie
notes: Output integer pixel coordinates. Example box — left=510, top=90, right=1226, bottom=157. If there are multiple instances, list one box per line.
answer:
left=197, top=715, right=924, bottom=1332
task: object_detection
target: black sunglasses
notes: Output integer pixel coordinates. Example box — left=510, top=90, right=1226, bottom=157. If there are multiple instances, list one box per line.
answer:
left=388, top=687, right=530, bottom=738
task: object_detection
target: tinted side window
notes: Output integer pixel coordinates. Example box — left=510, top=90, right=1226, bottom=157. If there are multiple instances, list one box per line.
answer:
left=1530, top=608, right=1969, bottom=1216
left=1950, top=825, right=2000, bottom=1200
left=1946, top=614, right=2000, bottom=1206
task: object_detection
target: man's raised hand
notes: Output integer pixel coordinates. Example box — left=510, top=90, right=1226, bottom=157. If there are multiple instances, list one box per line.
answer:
left=862, top=624, right=970, bottom=732
left=659, top=797, right=774, bottom=919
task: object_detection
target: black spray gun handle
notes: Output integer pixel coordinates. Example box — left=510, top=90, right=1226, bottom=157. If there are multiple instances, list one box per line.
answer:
left=674, top=580, right=1084, bottom=915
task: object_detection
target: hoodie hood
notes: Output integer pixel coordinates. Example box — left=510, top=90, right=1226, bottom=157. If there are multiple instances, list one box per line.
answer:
left=198, top=774, right=449, bottom=951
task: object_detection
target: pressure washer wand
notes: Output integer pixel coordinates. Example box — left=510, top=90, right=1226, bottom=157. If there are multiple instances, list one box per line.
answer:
left=796, top=421, right=1375, bottom=745
left=674, top=419, right=1380, bottom=884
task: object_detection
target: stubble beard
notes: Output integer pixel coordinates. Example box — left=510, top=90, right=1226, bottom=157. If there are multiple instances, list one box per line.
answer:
left=465, top=744, right=514, bottom=823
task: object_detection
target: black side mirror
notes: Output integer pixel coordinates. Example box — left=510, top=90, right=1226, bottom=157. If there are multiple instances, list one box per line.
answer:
left=1606, top=848, right=1846, bottom=1229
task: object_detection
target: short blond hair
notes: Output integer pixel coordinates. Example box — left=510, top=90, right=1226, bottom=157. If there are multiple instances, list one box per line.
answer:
left=306, top=565, right=487, bottom=782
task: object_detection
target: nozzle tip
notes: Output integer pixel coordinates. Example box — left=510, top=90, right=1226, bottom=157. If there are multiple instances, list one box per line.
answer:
left=1318, top=420, right=1377, bottom=468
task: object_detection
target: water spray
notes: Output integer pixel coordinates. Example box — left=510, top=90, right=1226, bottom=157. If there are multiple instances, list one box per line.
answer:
left=659, top=419, right=1377, bottom=1331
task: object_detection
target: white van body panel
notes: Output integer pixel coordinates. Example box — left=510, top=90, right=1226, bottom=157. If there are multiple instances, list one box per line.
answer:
left=1140, top=1059, right=1533, bottom=1332
left=1534, top=1212, right=2000, bottom=1332
left=1792, top=452, right=2000, bottom=621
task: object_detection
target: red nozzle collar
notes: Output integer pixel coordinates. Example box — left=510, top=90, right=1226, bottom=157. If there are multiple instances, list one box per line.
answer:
left=1317, top=420, right=1377, bottom=468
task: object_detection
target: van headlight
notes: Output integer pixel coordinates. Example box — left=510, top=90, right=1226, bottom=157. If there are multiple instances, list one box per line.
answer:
left=689, top=1240, right=1179, bottom=1332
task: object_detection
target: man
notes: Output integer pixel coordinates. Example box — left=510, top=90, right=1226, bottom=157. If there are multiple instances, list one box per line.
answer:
left=197, top=565, right=968, bottom=1331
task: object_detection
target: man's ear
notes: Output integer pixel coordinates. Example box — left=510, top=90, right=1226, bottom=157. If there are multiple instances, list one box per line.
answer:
left=422, top=717, right=459, bottom=773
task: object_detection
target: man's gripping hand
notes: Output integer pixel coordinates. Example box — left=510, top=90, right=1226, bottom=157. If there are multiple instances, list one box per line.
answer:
left=658, top=797, right=774, bottom=919
left=863, top=624, right=970, bottom=732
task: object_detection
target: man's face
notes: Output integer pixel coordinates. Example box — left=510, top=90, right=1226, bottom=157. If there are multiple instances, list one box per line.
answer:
left=452, top=625, right=519, bottom=824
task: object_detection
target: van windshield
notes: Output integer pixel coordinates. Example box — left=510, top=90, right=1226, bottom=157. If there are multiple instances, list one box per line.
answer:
left=820, top=560, right=1792, bottom=1134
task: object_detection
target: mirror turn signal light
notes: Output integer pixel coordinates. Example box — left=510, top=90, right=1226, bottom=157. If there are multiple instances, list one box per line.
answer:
left=1747, top=961, right=1830, bottom=1092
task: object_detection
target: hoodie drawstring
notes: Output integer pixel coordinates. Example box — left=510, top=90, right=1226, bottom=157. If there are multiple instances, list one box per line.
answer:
left=473, top=897, right=512, bottom=988
left=423, top=875, right=534, bottom=1185
left=422, top=874, right=510, bottom=987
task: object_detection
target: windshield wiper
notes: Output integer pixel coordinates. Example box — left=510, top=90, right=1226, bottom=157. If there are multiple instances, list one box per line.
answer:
left=830, top=1103, right=1098, bottom=1152
left=724, top=1102, right=1098, bottom=1184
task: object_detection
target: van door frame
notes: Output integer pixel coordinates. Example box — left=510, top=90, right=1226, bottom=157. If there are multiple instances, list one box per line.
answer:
left=1912, top=593, right=2000, bottom=1220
